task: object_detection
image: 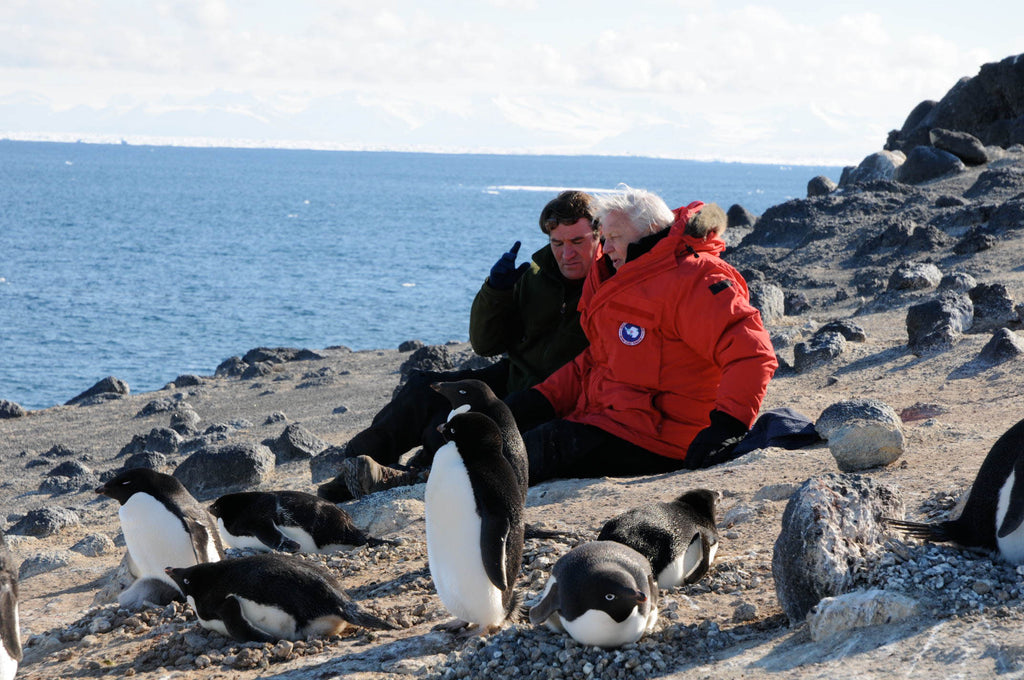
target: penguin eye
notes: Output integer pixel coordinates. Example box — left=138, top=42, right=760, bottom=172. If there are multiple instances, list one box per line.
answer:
left=183, top=577, right=190, bottom=585
left=458, top=389, right=467, bottom=395
left=605, top=594, right=615, bottom=601
left=121, top=481, right=131, bottom=485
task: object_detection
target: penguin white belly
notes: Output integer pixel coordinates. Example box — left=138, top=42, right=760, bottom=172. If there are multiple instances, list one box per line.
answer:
left=0, top=602, right=18, bottom=680
left=277, top=525, right=319, bottom=553
left=996, top=471, right=1024, bottom=563
left=562, top=605, right=653, bottom=648
left=657, top=534, right=710, bottom=589
left=425, top=444, right=504, bottom=627
left=189, top=595, right=231, bottom=637
left=216, top=518, right=271, bottom=551
left=235, top=595, right=298, bottom=639
left=120, top=495, right=202, bottom=588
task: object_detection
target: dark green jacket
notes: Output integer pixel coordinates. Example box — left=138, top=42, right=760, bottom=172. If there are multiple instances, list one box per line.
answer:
left=470, top=245, right=588, bottom=393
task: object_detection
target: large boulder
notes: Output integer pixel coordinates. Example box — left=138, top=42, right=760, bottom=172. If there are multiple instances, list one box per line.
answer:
left=977, top=328, right=1024, bottom=365
left=747, top=281, right=785, bottom=325
left=894, top=146, right=965, bottom=184
left=969, top=283, right=1017, bottom=332
left=793, top=332, right=847, bottom=373
left=906, top=293, right=974, bottom=355
left=0, top=400, right=26, bottom=419
left=264, top=422, right=329, bottom=464
left=840, top=151, right=905, bottom=186
left=887, top=262, right=941, bottom=292
left=929, top=128, right=989, bottom=165
left=65, top=376, right=129, bottom=406
left=173, top=442, right=274, bottom=501
left=772, top=474, right=903, bottom=624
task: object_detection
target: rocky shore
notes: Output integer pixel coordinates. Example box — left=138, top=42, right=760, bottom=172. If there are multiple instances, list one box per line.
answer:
left=2, top=54, right=1024, bottom=679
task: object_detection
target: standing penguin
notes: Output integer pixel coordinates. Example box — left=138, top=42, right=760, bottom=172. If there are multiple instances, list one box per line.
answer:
left=96, top=468, right=224, bottom=606
left=887, top=417, right=1024, bottom=562
left=432, top=379, right=528, bottom=500
left=165, top=553, right=396, bottom=642
left=597, top=488, right=720, bottom=589
left=209, top=490, right=389, bottom=553
left=426, top=411, right=524, bottom=635
left=529, top=540, right=658, bottom=648
left=0, top=532, right=21, bottom=680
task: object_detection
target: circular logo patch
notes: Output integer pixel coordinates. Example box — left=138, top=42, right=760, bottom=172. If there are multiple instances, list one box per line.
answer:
left=618, top=322, right=645, bottom=346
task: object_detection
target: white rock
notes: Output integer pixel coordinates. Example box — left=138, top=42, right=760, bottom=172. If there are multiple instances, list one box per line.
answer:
left=808, top=589, right=920, bottom=641
left=828, top=419, right=905, bottom=471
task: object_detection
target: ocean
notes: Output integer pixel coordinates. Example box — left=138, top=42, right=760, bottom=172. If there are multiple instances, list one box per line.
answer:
left=0, top=140, right=843, bottom=410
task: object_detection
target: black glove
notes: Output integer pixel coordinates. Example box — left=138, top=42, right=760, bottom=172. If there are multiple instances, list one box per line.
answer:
left=504, top=388, right=556, bottom=433
left=684, top=410, right=749, bottom=469
left=488, top=241, right=531, bottom=290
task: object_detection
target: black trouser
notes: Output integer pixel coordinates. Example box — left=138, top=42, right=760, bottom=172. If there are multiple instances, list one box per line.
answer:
left=521, top=418, right=687, bottom=486
left=345, top=360, right=510, bottom=467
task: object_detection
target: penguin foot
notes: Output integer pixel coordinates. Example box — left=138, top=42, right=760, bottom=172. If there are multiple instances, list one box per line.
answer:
left=432, top=618, right=471, bottom=634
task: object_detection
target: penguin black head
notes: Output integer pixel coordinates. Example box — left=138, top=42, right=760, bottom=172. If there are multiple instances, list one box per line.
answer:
left=164, top=563, right=203, bottom=597
left=583, top=568, right=649, bottom=623
left=438, top=411, right=504, bottom=456
left=431, top=379, right=498, bottom=412
left=96, top=468, right=187, bottom=505
left=675, top=488, right=720, bottom=522
left=208, top=491, right=256, bottom=519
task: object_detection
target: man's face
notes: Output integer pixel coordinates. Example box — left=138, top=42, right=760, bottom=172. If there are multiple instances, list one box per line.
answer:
left=600, top=210, right=643, bottom=271
left=549, top=219, right=599, bottom=280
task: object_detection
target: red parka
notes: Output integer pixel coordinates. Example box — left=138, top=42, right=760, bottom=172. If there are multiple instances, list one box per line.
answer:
left=534, top=202, right=778, bottom=461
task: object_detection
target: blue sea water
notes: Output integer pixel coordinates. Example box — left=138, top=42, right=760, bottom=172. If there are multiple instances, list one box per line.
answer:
left=0, top=140, right=842, bottom=410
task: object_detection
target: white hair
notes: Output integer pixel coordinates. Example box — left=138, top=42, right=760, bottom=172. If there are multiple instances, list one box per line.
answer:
left=594, top=185, right=675, bottom=237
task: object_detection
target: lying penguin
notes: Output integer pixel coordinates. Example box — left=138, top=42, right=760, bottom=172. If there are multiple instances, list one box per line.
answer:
left=887, top=416, right=1024, bottom=563
left=529, top=540, right=658, bottom=648
left=0, top=533, right=22, bottom=680
left=426, top=411, right=524, bottom=636
left=597, top=488, right=720, bottom=589
left=166, top=553, right=395, bottom=642
left=96, top=468, right=224, bottom=607
left=209, top=490, right=390, bottom=553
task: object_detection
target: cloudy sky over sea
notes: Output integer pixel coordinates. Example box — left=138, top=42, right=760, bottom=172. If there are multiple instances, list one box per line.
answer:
left=1, top=1, right=1020, bottom=164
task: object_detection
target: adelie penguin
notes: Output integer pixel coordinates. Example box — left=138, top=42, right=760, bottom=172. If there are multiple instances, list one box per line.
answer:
left=96, top=468, right=224, bottom=607
left=529, top=540, right=658, bottom=648
left=597, top=488, right=720, bottom=589
left=431, top=379, right=528, bottom=500
left=209, top=490, right=391, bottom=553
left=426, top=411, right=525, bottom=636
left=165, top=553, right=396, bottom=642
left=0, top=532, right=22, bottom=680
left=887, top=416, right=1024, bottom=563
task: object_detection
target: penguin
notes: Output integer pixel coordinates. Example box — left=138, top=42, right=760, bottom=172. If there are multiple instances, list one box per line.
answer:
left=96, top=468, right=224, bottom=606
left=165, top=553, right=396, bottom=642
left=431, top=379, right=528, bottom=501
left=597, top=488, right=720, bottom=589
left=425, top=411, right=524, bottom=635
left=887, top=417, right=1024, bottom=563
left=0, top=533, right=22, bottom=680
left=529, top=540, right=658, bottom=648
left=209, top=490, right=390, bottom=553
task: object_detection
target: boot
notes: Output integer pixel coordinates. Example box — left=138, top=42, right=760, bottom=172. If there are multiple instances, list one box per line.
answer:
left=317, top=474, right=354, bottom=503
left=341, top=455, right=424, bottom=499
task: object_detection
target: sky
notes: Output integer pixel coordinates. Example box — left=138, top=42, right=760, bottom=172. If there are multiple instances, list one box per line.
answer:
left=0, top=1, right=1021, bottom=165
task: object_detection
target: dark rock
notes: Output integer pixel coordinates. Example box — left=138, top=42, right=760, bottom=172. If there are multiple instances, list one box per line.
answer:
left=399, top=345, right=457, bottom=377
left=773, top=474, right=903, bottom=624
left=816, top=399, right=903, bottom=440
left=169, top=406, right=201, bottom=436
left=264, top=411, right=287, bottom=425
left=894, top=146, right=965, bottom=184
left=215, top=356, right=247, bottom=377
left=241, top=347, right=324, bottom=365
left=123, top=451, right=168, bottom=470
left=793, top=332, right=846, bottom=372
left=748, top=281, right=785, bottom=325
left=332, top=405, right=349, bottom=415
left=8, top=507, right=81, bottom=537
left=297, top=367, right=338, bottom=389
left=784, top=291, right=812, bottom=316
left=135, top=397, right=183, bottom=418
left=935, top=195, right=967, bottom=208
left=954, top=227, right=998, bottom=255
left=46, top=460, right=92, bottom=479
left=887, top=262, right=941, bottom=291
left=727, top=204, right=758, bottom=228
left=886, top=54, right=1024, bottom=152
left=264, top=422, right=329, bottom=464
left=988, top=197, right=1024, bottom=234
left=814, top=320, right=867, bottom=343
left=807, top=176, right=837, bottom=197
left=170, top=374, right=203, bottom=387
left=969, top=283, right=1017, bottom=331
left=398, top=340, right=424, bottom=352
left=906, top=292, right=974, bottom=355
left=0, top=400, right=27, bottom=419
left=19, top=552, right=73, bottom=579
left=902, top=224, right=951, bottom=254
left=977, top=328, right=1024, bottom=365
left=117, top=427, right=183, bottom=457
left=173, top=442, right=275, bottom=501
left=65, top=376, right=129, bottom=406
left=309, top=445, right=351, bottom=484
left=39, top=474, right=96, bottom=496
left=42, top=444, right=76, bottom=459
left=964, top=166, right=1024, bottom=199
left=241, top=362, right=275, bottom=380
left=929, top=128, right=989, bottom=165
left=938, top=271, right=978, bottom=292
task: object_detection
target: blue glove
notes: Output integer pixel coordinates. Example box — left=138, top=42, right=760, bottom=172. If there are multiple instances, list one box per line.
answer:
left=488, top=241, right=531, bottom=290
left=684, top=410, right=749, bottom=469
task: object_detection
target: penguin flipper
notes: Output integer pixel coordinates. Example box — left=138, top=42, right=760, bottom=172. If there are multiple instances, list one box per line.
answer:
left=250, top=520, right=301, bottom=553
left=219, top=595, right=277, bottom=643
left=183, top=516, right=223, bottom=562
left=480, top=514, right=510, bottom=591
left=528, top=582, right=560, bottom=626
left=682, top=533, right=711, bottom=584
left=998, top=469, right=1024, bottom=539
left=0, top=579, right=22, bottom=661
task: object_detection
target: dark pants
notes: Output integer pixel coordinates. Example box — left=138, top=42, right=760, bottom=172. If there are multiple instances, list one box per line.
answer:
left=345, top=360, right=510, bottom=467
left=521, top=418, right=687, bottom=486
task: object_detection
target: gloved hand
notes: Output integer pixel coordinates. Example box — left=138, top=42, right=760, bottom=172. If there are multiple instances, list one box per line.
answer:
left=684, top=410, right=749, bottom=469
left=504, top=388, right=556, bottom=433
left=488, top=241, right=531, bottom=290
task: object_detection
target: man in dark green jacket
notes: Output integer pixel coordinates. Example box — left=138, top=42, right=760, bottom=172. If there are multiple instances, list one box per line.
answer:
left=319, top=190, right=601, bottom=501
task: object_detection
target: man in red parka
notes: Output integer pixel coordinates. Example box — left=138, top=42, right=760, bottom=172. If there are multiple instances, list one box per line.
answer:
left=507, top=187, right=777, bottom=485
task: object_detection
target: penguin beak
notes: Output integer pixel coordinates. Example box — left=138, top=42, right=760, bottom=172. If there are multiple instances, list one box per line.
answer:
left=635, top=590, right=647, bottom=604
left=429, top=382, right=441, bottom=393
